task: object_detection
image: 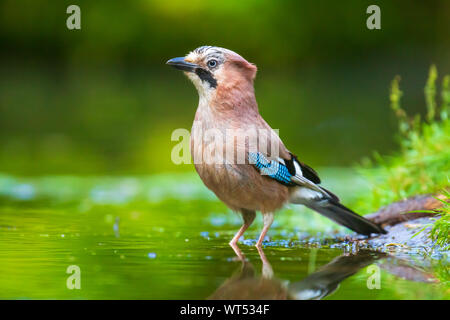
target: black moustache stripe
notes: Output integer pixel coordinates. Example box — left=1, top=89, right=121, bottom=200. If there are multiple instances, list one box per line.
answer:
left=195, top=68, right=217, bottom=88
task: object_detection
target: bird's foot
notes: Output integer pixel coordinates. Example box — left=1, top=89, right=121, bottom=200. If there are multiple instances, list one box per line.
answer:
left=229, top=241, right=246, bottom=261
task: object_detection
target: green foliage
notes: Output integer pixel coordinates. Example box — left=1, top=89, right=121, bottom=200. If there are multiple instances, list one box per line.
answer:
left=429, top=190, right=450, bottom=249
left=357, top=66, right=450, bottom=246
left=409, top=190, right=450, bottom=249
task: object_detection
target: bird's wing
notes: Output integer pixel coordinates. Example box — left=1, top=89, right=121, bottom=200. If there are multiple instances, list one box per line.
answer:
left=285, top=153, right=321, bottom=184
left=248, top=151, right=338, bottom=201
left=249, top=152, right=386, bottom=235
left=248, top=116, right=338, bottom=199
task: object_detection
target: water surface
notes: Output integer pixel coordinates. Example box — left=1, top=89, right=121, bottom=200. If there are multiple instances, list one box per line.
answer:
left=0, top=172, right=448, bottom=299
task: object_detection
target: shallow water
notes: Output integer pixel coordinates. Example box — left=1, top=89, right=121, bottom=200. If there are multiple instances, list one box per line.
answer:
left=0, top=172, right=448, bottom=299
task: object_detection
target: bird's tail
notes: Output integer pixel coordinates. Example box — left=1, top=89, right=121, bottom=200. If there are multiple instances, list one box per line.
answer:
left=303, top=198, right=386, bottom=236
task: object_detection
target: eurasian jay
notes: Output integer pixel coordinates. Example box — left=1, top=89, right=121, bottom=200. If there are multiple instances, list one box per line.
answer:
left=167, top=46, right=386, bottom=248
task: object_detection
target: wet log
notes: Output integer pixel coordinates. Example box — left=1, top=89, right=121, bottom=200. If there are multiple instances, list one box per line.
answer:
left=365, top=193, right=446, bottom=227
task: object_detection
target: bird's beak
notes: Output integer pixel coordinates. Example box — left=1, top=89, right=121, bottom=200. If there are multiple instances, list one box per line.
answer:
left=166, top=57, right=199, bottom=72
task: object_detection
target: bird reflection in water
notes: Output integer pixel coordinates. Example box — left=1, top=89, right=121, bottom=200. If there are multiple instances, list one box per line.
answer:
left=209, top=245, right=436, bottom=300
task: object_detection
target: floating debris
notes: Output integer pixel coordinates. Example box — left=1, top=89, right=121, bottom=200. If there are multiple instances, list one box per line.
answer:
left=241, top=239, right=254, bottom=246
left=385, top=243, right=408, bottom=247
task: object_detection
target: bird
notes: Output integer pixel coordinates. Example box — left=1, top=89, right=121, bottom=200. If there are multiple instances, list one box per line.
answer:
left=166, top=46, right=386, bottom=248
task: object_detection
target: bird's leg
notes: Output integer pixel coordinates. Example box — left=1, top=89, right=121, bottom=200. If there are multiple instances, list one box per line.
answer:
left=229, top=210, right=256, bottom=247
left=255, top=212, right=274, bottom=248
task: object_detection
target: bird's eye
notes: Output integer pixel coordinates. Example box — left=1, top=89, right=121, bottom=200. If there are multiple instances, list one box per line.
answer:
left=207, top=59, right=218, bottom=69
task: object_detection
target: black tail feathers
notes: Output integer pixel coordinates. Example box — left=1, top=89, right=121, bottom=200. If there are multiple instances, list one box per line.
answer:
left=305, top=199, right=387, bottom=236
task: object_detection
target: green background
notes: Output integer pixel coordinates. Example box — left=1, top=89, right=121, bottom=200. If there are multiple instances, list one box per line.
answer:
left=1, top=0, right=449, bottom=175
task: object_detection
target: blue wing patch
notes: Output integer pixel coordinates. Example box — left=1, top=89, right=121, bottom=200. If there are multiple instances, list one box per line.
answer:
left=248, top=152, right=295, bottom=186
